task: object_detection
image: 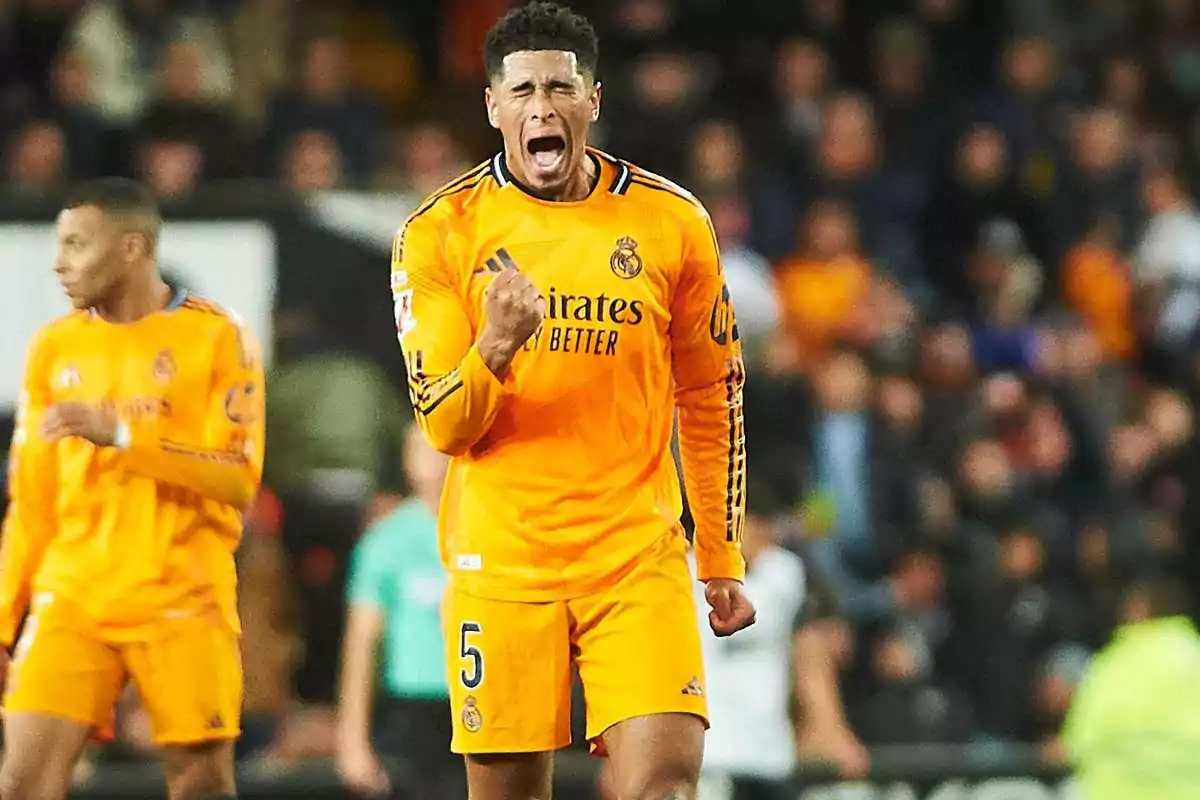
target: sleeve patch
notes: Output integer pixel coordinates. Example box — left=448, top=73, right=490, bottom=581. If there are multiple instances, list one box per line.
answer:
left=394, top=288, right=417, bottom=340
left=708, top=283, right=738, bottom=345
left=224, top=382, right=259, bottom=425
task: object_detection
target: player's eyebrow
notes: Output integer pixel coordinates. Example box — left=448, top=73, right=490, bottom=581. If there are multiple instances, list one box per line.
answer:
left=508, top=78, right=577, bottom=94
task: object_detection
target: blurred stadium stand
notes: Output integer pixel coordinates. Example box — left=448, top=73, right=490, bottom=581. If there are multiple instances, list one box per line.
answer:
left=5, top=0, right=1200, bottom=797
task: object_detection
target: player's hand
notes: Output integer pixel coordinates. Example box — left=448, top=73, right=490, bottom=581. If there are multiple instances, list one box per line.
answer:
left=43, top=402, right=118, bottom=446
left=337, top=742, right=391, bottom=797
left=800, top=723, right=869, bottom=780
left=704, top=578, right=756, bottom=637
left=480, top=267, right=545, bottom=364
left=824, top=727, right=870, bottom=779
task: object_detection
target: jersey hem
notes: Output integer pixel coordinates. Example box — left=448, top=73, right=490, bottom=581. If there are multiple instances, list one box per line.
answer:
left=444, top=528, right=688, bottom=603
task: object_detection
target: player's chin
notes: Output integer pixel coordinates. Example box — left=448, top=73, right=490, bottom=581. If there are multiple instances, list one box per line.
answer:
left=62, top=290, right=91, bottom=309
left=521, top=158, right=571, bottom=193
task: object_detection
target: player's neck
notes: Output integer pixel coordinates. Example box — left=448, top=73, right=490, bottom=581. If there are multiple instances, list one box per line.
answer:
left=504, top=150, right=598, bottom=202
left=94, top=274, right=173, bottom=324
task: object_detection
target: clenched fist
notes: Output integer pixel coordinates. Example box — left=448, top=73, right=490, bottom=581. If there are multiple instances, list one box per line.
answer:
left=479, top=267, right=545, bottom=376
left=704, top=578, right=757, bottom=637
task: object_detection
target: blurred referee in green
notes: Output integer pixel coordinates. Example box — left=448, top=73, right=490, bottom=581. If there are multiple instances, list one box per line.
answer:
left=1063, top=579, right=1200, bottom=799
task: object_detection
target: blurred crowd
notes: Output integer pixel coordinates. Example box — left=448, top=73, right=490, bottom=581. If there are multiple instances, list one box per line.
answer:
left=6, top=0, right=1200, bottom=793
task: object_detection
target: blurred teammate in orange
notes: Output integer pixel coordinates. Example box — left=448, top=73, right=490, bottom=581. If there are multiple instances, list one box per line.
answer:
left=0, top=179, right=264, bottom=800
left=391, top=4, right=755, bottom=799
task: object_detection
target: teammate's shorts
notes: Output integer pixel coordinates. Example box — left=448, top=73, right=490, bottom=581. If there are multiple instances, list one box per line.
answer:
left=3, top=594, right=242, bottom=745
left=442, top=531, right=708, bottom=754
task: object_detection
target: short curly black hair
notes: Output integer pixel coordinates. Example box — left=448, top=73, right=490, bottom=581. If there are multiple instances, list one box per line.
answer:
left=484, top=2, right=599, bottom=83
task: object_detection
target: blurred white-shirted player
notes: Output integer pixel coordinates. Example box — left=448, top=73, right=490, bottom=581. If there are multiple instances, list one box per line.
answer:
left=693, top=493, right=807, bottom=800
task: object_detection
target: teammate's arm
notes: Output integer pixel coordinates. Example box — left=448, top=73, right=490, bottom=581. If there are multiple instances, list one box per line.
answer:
left=393, top=212, right=541, bottom=456
left=670, top=207, right=747, bottom=584
left=118, top=322, right=265, bottom=508
left=0, top=334, right=58, bottom=646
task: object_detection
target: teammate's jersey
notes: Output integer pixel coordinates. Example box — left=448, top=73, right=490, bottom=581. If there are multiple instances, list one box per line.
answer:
left=392, top=149, right=746, bottom=601
left=0, top=289, right=265, bottom=644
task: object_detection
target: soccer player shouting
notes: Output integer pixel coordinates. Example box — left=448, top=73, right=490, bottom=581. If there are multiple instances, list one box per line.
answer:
left=391, top=3, right=755, bottom=799
left=0, top=179, right=264, bottom=800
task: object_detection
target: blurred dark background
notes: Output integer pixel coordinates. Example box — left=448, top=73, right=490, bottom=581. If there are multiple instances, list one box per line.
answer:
left=4, top=0, right=1200, bottom=797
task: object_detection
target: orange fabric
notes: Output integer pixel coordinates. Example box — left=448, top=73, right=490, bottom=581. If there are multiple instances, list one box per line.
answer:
left=774, top=255, right=872, bottom=366
left=442, top=532, right=706, bottom=753
left=0, top=295, right=265, bottom=645
left=1062, top=242, right=1134, bottom=361
left=392, top=150, right=746, bottom=602
left=4, top=594, right=242, bottom=744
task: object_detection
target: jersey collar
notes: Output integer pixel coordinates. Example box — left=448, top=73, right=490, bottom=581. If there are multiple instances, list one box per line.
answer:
left=489, top=148, right=631, bottom=199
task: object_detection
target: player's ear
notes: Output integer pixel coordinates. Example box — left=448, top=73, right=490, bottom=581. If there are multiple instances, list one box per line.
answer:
left=118, top=231, right=140, bottom=262
left=590, top=81, right=602, bottom=123
left=121, top=231, right=153, bottom=262
left=484, top=87, right=501, bottom=130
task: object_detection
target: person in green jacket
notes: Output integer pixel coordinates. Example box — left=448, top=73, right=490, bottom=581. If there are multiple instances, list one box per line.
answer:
left=1063, top=579, right=1200, bottom=800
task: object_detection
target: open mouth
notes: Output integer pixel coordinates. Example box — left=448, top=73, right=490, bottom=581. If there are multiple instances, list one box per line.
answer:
left=526, top=135, right=566, bottom=171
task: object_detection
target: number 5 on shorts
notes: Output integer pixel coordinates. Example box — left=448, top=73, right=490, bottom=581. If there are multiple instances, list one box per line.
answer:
left=459, top=622, right=483, bottom=689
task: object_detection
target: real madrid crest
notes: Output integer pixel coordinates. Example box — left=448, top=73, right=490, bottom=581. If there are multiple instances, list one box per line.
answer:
left=609, top=236, right=643, bottom=279
left=58, top=365, right=81, bottom=388
left=461, top=695, right=483, bottom=733
left=153, top=349, right=176, bottom=384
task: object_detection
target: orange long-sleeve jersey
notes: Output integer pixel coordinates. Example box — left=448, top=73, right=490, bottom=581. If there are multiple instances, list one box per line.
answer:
left=0, top=290, right=265, bottom=645
left=392, top=150, right=747, bottom=601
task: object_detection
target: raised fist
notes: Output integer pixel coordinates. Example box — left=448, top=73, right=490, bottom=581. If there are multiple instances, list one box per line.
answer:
left=483, top=268, right=545, bottom=352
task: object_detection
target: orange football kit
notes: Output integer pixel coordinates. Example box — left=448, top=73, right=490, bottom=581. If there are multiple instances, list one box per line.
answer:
left=392, top=150, right=747, bottom=753
left=0, top=290, right=264, bottom=744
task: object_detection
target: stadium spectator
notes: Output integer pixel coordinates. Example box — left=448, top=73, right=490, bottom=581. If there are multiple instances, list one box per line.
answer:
left=3, top=118, right=67, bottom=200
left=3, top=0, right=1200, bottom=793
left=264, top=33, right=384, bottom=185
left=70, top=0, right=233, bottom=125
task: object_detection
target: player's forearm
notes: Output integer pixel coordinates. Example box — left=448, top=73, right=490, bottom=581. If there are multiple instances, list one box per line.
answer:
left=794, top=628, right=853, bottom=734
left=0, top=437, right=58, bottom=645
left=677, top=379, right=747, bottom=582
left=118, top=425, right=261, bottom=508
left=337, top=607, right=383, bottom=748
left=0, top=517, right=51, bottom=646
left=337, top=671, right=377, bottom=750
left=409, top=343, right=509, bottom=456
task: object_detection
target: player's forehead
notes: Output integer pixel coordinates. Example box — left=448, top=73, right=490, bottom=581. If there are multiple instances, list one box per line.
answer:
left=56, top=204, right=108, bottom=235
left=498, top=50, right=586, bottom=86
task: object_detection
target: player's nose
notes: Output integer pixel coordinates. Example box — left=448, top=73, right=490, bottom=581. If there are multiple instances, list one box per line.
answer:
left=528, top=92, right=556, bottom=121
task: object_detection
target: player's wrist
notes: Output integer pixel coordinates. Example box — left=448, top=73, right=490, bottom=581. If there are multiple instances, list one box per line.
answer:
left=477, top=328, right=519, bottom=377
left=335, top=721, right=373, bottom=752
left=113, top=420, right=132, bottom=450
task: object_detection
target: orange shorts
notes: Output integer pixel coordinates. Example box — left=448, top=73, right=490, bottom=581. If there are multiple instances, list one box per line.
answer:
left=3, top=594, right=242, bottom=745
left=443, top=532, right=708, bottom=754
